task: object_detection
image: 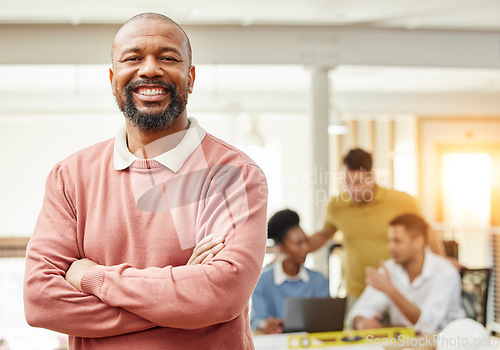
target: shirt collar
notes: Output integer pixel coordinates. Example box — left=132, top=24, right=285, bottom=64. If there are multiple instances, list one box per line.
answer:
left=273, top=258, right=310, bottom=286
left=114, top=117, right=206, bottom=172
left=419, top=249, right=434, bottom=280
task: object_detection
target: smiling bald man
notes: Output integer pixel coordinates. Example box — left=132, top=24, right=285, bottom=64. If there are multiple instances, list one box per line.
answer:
left=24, top=13, right=268, bottom=350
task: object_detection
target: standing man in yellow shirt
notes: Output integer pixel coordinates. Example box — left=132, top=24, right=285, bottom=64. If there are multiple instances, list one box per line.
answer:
left=308, top=148, right=445, bottom=310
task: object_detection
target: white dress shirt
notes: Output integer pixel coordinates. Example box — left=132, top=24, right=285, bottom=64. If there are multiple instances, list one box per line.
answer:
left=348, top=251, right=465, bottom=334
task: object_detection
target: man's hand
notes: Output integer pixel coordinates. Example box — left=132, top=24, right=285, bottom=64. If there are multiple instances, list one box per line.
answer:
left=365, top=262, right=394, bottom=295
left=447, top=256, right=463, bottom=271
left=65, top=258, right=98, bottom=292
left=353, top=315, right=382, bottom=330
left=187, top=234, right=225, bottom=265
left=260, top=317, right=284, bottom=334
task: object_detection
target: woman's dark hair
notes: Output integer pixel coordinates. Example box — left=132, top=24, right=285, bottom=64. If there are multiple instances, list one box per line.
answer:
left=267, top=209, right=300, bottom=245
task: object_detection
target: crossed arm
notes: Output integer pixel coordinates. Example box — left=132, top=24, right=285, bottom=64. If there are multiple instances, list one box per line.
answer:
left=64, top=234, right=224, bottom=292
left=24, top=163, right=267, bottom=338
left=24, top=206, right=229, bottom=338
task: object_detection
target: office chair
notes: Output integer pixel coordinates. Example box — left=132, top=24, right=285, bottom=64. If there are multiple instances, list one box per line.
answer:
left=461, top=268, right=491, bottom=326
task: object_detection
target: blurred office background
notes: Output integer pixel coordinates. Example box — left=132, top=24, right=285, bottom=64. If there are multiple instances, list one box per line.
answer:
left=1, top=1, right=500, bottom=348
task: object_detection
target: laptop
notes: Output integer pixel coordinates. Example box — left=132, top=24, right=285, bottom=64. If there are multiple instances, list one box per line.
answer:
left=282, top=297, right=346, bottom=333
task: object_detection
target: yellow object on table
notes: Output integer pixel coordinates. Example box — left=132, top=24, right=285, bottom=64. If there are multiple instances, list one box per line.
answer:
left=288, top=327, right=416, bottom=348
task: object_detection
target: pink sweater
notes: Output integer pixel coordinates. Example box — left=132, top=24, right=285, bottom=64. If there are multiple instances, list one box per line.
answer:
left=24, top=131, right=268, bottom=349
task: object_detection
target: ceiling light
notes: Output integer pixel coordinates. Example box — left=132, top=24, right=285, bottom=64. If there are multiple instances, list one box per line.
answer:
left=328, top=124, right=348, bottom=135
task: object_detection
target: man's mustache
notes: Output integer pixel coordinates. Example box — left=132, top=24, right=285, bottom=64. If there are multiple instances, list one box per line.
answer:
left=125, top=80, right=176, bottom=93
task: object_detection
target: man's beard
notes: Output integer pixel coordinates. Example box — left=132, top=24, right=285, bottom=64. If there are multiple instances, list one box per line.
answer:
left=116, top=80, right=189, bottom=132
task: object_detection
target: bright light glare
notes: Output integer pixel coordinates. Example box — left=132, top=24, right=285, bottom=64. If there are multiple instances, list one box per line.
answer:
left=442, top=153, right=491, bottom=267
left=442, top=153, right=491, bottom=227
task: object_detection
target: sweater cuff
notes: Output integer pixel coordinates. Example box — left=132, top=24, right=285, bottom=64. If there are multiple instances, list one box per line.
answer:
left=81, top=265, right=106, bottom=296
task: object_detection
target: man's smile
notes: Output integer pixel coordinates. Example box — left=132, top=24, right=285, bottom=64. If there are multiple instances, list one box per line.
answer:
left=132, top=85, right=169, bottom=102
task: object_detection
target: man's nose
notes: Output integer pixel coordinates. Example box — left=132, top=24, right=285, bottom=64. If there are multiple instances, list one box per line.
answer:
left=138, top=56, right=163, bottom=78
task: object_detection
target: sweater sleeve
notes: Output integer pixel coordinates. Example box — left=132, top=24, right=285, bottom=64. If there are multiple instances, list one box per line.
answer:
left=24, top=164, right=157, bottom=338
left=80, top=163, right=268, bottom=329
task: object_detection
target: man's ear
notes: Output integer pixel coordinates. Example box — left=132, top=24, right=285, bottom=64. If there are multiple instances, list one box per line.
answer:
left=109, top=68, right=116, bottom=96
left=416, top=235, right=426, bottom=249
left=188, top=65, right=196, bottom=94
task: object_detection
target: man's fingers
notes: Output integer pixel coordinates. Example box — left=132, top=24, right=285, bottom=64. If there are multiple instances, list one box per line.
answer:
left=211, top=243, right=224, bottom=254
left=380, top=261, right=389, bottom=274
left=187, top=234, right=225, bottom=265
left=188, top=250, right=211, bottom=265
left=65, top=258, right=98, bottom=291
left=199, top=233, right=224, bottom=246
left=191, top=235, right=220, bottom=256
left=193, top=240, right=215, bottom=254
left=213, top=235, right=225, bottom=244
left=197, top=233, right=214, bottom=246
left=201, top=253, right=214, bottom=264
left=187, top=247, right=210, bottom=265
left=365, top=268, right=375, bottom=285
left=195, top=235, right=225, bottom=253
left=198, top=243, right=224, bottom=265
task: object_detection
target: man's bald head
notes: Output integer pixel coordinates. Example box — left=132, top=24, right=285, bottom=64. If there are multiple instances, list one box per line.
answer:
left=111, top=13, right=192, bottom=66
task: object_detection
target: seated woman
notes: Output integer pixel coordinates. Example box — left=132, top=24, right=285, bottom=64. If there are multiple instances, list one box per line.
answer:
left=250, top=209, right=330, bottom=334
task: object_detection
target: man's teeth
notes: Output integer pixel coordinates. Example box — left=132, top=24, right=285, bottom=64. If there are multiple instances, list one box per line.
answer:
left=137, top=88, right=166, bottom=96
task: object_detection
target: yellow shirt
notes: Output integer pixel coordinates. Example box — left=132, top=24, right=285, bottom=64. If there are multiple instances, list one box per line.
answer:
left=324, top=186, right=420, bottom=297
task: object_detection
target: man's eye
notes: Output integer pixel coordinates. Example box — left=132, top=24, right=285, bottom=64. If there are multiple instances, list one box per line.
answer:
left=124, top=57, right=140, bottom=62
left=160, top=57, right=179, bottom=62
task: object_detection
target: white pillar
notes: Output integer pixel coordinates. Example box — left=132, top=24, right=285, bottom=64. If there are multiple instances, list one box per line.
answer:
left=309, top=67, right=332, bottom=276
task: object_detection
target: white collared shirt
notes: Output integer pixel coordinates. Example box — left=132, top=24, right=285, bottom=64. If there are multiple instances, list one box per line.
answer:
left=114, top=117, right=207, bottom=172
left=273, top=258, right=310, bottom=286
left=348, top=251, right=465, bottom=334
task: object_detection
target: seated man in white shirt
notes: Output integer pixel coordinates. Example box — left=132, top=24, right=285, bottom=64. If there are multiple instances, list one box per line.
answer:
left=348, top=213, right=465, bottom=334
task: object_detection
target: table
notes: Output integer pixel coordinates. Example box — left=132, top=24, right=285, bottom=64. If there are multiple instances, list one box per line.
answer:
left=253, top=332, right=500, bottom=349
left=253, top=332, right=434, bottom=350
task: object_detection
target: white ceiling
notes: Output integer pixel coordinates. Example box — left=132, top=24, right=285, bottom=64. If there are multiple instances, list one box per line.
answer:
left=2, top=0, right=500, bottom=31
left=2, top=1, right=500, bottom=116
